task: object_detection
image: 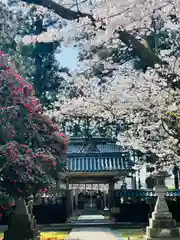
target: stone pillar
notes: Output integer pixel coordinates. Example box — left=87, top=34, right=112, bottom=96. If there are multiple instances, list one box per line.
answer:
left=145, top=169, right=180, bottom=240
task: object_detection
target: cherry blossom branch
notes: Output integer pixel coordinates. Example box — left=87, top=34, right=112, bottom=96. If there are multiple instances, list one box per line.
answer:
left=20, top=0, right=167, bottom=68
left=20, top=0, right=95, bottom=21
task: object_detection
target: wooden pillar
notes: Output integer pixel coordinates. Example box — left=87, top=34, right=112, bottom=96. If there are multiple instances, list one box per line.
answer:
left=108, top=180, right=114, bottom=211
left=90, top=183, right=93, bottom=207
left=66, top=177, right=71, bottom=219
left=131, top=175, right=137, bottom=189
left=104, top=190, right=107, bottom=209
left=66, top=177, right=69, bottom=191
left=56, top=179, right=60, bottom=192
left=90, top=192, right=93, bottom=207
left=75, top=190, right=78, bottom=210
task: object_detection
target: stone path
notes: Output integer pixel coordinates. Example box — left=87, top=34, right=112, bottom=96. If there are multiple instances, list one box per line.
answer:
left=67, top=227, right=123, bottom=240
left=78, top=214, right=104, bottom=220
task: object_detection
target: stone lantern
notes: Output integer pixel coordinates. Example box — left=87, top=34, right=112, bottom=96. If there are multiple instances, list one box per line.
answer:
left=145, top=169, right=180, bottom=240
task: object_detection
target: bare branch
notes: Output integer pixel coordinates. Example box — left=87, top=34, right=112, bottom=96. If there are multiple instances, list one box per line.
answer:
left=161, top=119, right=177, bottom=138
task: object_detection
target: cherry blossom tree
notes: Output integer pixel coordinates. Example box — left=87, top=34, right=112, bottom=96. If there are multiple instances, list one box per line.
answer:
left=0, top=51, right=68, bottom=202
left=14, top=0, right=180, bottom=167
left=50, top=63, right=180, bottom=166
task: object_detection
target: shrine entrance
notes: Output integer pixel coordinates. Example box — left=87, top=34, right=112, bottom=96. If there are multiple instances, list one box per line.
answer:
left=65, top=170, right=135, bottom=220
left=70, top=184, right=108, bottom=211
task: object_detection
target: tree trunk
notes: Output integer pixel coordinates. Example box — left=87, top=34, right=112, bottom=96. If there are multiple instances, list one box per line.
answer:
left=174, top=175, right=179, bottom=189
left=116, top=29, right=163, bottom=67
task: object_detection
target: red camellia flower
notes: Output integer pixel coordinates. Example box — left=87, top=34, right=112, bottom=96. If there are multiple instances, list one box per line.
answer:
left=0, top=51, right=69, bottom=201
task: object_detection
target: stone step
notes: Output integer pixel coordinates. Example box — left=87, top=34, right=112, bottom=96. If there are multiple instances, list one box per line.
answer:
left=71, top=219, right=113, bottom=223
left=73, top=210, right=109, bottom=216
left=68, top=214, right=114, bottom=225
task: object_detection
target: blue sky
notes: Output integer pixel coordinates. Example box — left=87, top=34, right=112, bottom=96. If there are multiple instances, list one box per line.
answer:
left=56, top=47, right=79, bottom=70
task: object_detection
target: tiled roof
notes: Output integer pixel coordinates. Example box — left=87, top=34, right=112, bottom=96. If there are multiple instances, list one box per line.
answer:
left=115, top=190, right=180, bottom=197
left=68, top=156, right=134, bottom=172
left=67, top=142, right=122, bottom=153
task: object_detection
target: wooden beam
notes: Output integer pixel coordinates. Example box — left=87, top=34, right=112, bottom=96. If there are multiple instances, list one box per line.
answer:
left=67, top=171, right=127, bottom=177
left=69, top=179, right=110, bottom=184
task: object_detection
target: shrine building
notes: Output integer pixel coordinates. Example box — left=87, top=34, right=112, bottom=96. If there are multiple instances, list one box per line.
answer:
left=62, top=136, right=136, bottom=218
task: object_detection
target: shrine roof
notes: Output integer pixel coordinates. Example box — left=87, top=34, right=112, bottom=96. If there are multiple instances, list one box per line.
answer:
left=67, top=137, right=123, bottom=153
left=67, top=152, right=134, bottom=172
left=66, top=137, right=135, bottom=173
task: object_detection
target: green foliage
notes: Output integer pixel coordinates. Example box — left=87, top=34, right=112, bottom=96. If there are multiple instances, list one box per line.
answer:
left=1, top=3, right=68, bottom=109
left=16, top=7, right=67, bottom=109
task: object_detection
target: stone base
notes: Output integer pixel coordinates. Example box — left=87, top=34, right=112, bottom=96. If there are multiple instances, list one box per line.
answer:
left=146, top=217, right=180, bottom=240
left=4, top=228, right=40, bottom=240
left=4, top=213, right=40, bottom=240
left=152, top=211, right=172, bottom=219
left=149, top=218, right=176, bottom=228
left=146, top=226, right=180, bottom=238
left=146, top=218, right=180, bottom=240
left=146, top=238, right=180, bottom=240
left=145, top=170, right=180, bottom=240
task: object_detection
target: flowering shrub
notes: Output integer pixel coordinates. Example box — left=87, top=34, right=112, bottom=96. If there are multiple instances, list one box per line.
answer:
left=40, top=232, right=69, bottom=240
left=0, top=237, right=67, bottom=240
left=42, top=238, right=65, bottom=240
left=0, top=51, right=69, bottom=211
left=0, top=238, right=66, bottom=240
left=0, top=231, right=68, bottom=240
